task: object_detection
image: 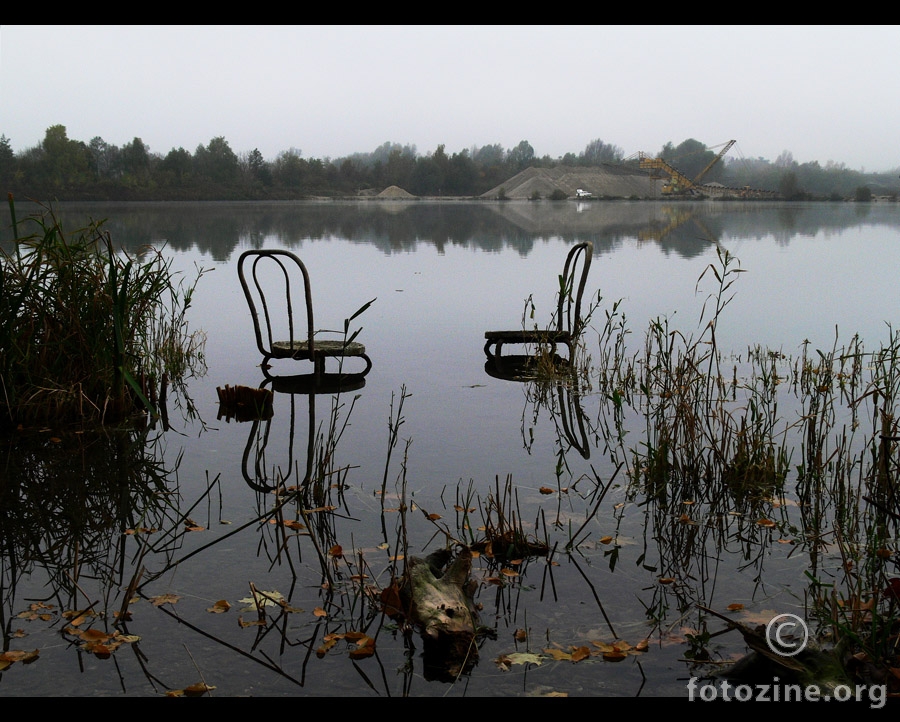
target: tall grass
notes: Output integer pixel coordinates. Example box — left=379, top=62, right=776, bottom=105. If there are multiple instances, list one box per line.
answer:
left=1, top=200, right=208, bottom=429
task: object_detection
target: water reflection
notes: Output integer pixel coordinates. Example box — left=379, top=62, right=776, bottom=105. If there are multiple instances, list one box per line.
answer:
left=7, top=200, right=900, bottom=262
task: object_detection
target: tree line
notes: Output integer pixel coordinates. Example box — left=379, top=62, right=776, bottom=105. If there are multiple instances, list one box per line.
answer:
left=1, top=125, right=897, bottom=202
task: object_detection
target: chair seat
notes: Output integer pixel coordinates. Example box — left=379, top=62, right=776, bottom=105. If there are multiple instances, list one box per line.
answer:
left=484, top=330, right=572, bottom=344
left=271, top=339, right=367, bottom=358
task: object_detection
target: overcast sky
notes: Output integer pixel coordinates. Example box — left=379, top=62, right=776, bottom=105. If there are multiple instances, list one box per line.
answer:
left=2, top=25, right=898, bottom=172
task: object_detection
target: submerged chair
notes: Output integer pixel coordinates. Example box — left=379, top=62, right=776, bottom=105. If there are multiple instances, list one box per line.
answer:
left=238, top=249, right=374, bottom=383
left=484, top=241, right=593, bottom=365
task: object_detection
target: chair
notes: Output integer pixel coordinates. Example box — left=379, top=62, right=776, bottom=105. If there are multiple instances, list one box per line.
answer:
left=484, top=241, right=593, bottom=365
left=238, top=249, right=374, bottom=383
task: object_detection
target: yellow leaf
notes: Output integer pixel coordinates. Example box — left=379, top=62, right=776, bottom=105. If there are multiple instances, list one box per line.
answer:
left=600, top=536, right=613, bottom=545
left=543, top=648, right=572, bottom=661
left=313, top=607, right=328, bottom=618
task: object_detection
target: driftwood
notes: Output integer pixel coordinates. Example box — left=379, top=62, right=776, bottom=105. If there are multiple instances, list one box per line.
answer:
left=215, top=384, right=274, bottom=422
left=384, top=547, right=480, bottom=681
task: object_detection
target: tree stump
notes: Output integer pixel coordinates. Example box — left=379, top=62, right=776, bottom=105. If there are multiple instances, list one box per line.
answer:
left=396, top=547, right=480, bottom=681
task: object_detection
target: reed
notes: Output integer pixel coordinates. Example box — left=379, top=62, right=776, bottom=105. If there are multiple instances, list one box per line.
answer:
left=1, top=201, right=208, bottom=429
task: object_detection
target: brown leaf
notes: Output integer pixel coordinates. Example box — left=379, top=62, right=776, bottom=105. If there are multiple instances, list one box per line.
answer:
left=756, top=518, right=776, bottom=528
left=514, top=629, right=528, bottom=642
left=207, top=600, right=231, bottom=614
left=328, top=544, right=343, bottom=558
left=727, top=603, right=745, bottom=611
left=539, top=487, right=554, bottom=495
left=599, top=536, right=613, bottom=545
left=571, top=646, right=591, bottom=662
left=426, top=513, right=442, bottom=520
left=313, top=607, right=328, bottom=618
left=183, top=682, right=215, bottom=697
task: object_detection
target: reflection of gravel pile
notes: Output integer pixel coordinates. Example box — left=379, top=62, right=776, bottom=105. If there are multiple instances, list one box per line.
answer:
left=377, top=185, right=416, bottom=198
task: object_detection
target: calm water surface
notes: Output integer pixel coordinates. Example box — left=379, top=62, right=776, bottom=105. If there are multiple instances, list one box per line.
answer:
left=3, top=200, right=900, bottom=698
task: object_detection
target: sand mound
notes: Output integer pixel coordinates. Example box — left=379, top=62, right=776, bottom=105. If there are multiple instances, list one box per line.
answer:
left=377, top=185, right=416, bottom=198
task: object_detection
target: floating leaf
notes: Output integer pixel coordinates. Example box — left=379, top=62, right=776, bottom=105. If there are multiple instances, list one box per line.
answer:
left=571, top=646, right=591, bottom=662
left=726, top=603, right=744, bottom=611
left=150, top=594, right=181, bottom=607
left=757, top=518, right=776, bottom=528
left=313, top=607, right=328, bottom=618
left=539, top=487, right=554, bottom=495
left=543, top=648, right=572, bottom=661
left=207, top=600, right=231, bottom=614
left=183, top=682, right=215, bottom=697
left=328, top=544, right=343, bottom=558
left=600, top=536, right=613, bottom=545
left=505, top=652, right=544, bottom=666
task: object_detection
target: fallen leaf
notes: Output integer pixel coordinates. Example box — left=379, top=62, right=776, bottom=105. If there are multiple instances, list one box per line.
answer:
left=600, top=536, right=613, bottom=544
left=150, top=594, right=181, bottom=607
left=313, top=607, right=328, bottom=618
left=183, top=682, right=215, bottom=697
left=329, top=544, right=343, bottom=558
left=505, top=652, right=544, bottom=666
left=539, top=487, right=554, bottom=495
left=757, top=518, right=776, bottom=528
left=427, top=513, right=442, bottom=520
left=727, top=603, right=745, bottom=611
left=571, top=646, right=591, bottom=662
left=543, top=648, right=572, bottom=661
left=207, top=600, right=231, bottom=614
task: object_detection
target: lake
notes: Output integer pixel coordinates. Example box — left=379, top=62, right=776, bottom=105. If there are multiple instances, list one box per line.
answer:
left=2, top=199, right=900, bottom=699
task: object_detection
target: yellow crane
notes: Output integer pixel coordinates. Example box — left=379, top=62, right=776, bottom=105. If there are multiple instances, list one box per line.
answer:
left=640, top=139, right=736, bottom=196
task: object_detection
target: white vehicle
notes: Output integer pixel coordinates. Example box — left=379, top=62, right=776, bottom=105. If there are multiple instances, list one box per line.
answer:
left=575, top=188, right=593, bottom=199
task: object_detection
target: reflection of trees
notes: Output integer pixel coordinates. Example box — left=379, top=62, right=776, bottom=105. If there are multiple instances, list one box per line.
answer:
left=0, top=425, right=180, bottom=647
left=10, top=200, right=900, bottom=263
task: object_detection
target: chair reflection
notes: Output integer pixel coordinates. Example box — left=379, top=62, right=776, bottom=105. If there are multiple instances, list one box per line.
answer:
left=241, top=373, right=365, bottom=494
left=484, top=356, right=591, bottom=460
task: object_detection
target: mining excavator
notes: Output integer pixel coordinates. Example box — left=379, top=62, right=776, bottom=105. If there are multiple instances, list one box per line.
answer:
left=639, top=140, right=736, bottom=196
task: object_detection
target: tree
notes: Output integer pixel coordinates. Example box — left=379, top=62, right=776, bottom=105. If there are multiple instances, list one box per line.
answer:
left=195, top=136, right=239, bottom=184
left=779, top=171, right=802, bottom=200
left=506, top=140, right=534, bottom=171
left=119, top=137, right=151, bottom=182
left=89, top=136, right=114, bottom=178
left=0, top=134, right=15, bottom=185
left=246, top=148, right=272, bottom=186
left=40, top=124, right=90, bottom=188
left=580, top=138, right=623, bottom=166
left=160, top=147, right=193, bottom=183
left=854, top=185, right=873, bottom=202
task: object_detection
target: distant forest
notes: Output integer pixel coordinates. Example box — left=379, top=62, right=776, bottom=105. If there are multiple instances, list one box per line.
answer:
left=2, top=125, right=898, bottom=202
